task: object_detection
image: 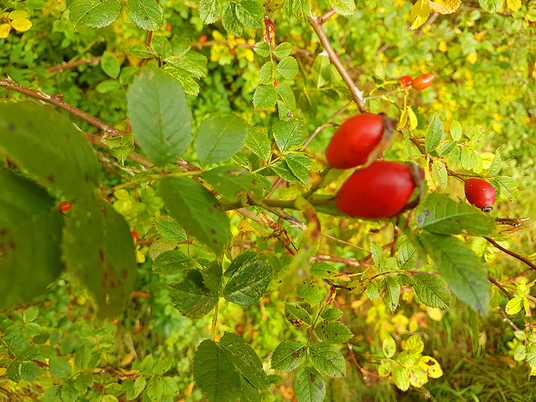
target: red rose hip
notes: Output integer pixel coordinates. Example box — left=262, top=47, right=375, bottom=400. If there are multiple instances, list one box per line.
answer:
left=399, top=75, right=413, bottom=88
left=326, top=113, right=395, bottom=170
left=464, top=179, right=496, bottom=212
left=412, top=74, right=434, bottom=90
left=335, top=161, right=418, bottom=219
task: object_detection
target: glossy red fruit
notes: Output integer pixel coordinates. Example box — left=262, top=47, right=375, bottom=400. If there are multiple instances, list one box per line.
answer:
left=335, top=161, right=418, bottom=219
left=412, top=74, right=434, bottom=90
left=399, top=75, right=413, bottom=88
left=166, top=23, right=172, bottom=31
left=58, top=201, right=71, bottom=212
left=199, top=35, right=207, bottom=43
left=131, top=231, right=139, bottom=240
left=464, top=179, right=496, bottom=212
left=326, top=113, right=395, bottom=170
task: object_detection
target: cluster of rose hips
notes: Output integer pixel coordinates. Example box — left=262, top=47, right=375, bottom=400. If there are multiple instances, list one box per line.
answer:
left=399, top=73, right=435, bottom=91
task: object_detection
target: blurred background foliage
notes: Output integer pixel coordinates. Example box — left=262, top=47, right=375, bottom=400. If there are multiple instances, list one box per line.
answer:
left=1, top=0, right=536, bottom=400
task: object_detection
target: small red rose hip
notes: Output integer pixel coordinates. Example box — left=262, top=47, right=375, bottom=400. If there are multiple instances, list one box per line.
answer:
left=399, top=75, right=413, bottom=88
left=199, top=35, right=207, bottom=43
left=131, top=231, right=139, bottom=240
left=166, top=23, right=172, bottom=31
left=412, top=74, right=435, bottom=90
left=325, top=113, right=396, bottom=170
left=335, top=161, right=419, bottom=219
left=58, top=201, right=71, bottom=212
left=465, top=178, right=496, bottom=212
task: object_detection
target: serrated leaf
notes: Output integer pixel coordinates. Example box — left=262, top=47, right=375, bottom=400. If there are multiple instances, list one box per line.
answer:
left=204, top=166, right=263, bottom=201
left=166, top=52, right=208, bottom=78
left=495, top=176, right=519, bottom=198
left=273, top=119, right=307, bottom=152
left=127, top=67, right=192, bottom=167
left=411, top=273, right=451, bottom=308
left=284, top=0, right=311, bottom=20
left=69, top=0, right=121, bottom=28
left=168, top=270, right=218, bottom=318
left=450, top=120, right=462, bottom=141
left=285, top=303, right=312, bottom=328
left=219, top=333, right=270, bottom=390
left=432, top=160, right=448, bottom=190
left=0, top=171, right=64, bottom=309
left=310, top=262, right=336, bottom=278
left=160, top=176, right=231, bottom=254
left=315, top=320, right=353, bottom=344
left=425, top=115, right=443, bottom=153
left=383, top=336, right=396, bottom=358
left=202, top=260, right=223, bottom=293
left=223, top=2, right=243, bottom=36
left=163, top=65, right=201, bottom=96
left=273, top=43, right=293, bottom=58
left=129, top=0, right=164, bottom=31
left=259, top=62, right=274, bottom=84
left=505, top=296, right=524, bottom=315
left=253, top=85, right=278, bottom=110
left=420, top=232, right=490, bottom=315
left=106, top=135, right=135, bottom=165
left=254, top=42, right=270, bottom=57
left=276, top=82, right=296, bottom=110
left=63, top=199, right=137, bottom=318
left=270, top=160, right=302, bottom=183
left=245, top=126, right=272, bottom=162
left=297, top=280, right=324, bottom=307
left=235, top=0, right=264, bottom=29
left=397, top=235, right=416, bottom=270
left=49, top=356, right=71, bottom=378
left=285, top=154, right=313, bottom=185
left=225, top=249, right=258, bottom=278
left=329, top=0, right=355, bottom=16
left=383, top=276, right=401, bottom=313
left=19, top=361, right=39, bottom=382
left=439, top=141, right=456, bottom=156
left=393, top=365, right=410, bottom=391
left=276, top=57, right=299, bottom=80
left=294, top=367, right=326, bottom=402
left=152, top=250, right=191, bottom=278
left=409, top=0, right=430, bottom=30
left=479, top=0, right=503, bottom=13
left=320, top=308, right=343, bottom=321
left=309, top=343, right=346, bottom=378
left=224, top=259, right=273, bottom=305
left=154, top=217, right=187, bottom=242
left=0, top=103, right=100, bottom=198
left=415, top=192, right=496, bottom=235
left=199, top=0, right=221, bottom=23
left=125, top=44, right=156, bottom=58
left=193, top=339, right=241, bottom=402
left=271, top=341, right=306, bottom=371
left=196, top=114, right=248, bottom=166
left=487, top=149, right=501, bottom=176
left=11, top=18, right=32, bottom=32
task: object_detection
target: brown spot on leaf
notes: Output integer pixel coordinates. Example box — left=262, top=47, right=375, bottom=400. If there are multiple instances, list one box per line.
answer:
left=8, top=124, right=15, bottom=131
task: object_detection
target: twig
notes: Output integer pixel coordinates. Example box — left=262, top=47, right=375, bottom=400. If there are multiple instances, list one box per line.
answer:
left=303, top=101, right=353, bottom=148
left=308, top=16, right=367, bottom=112
left=505, top=269, right=534, bottom=283
left=319, top=8, right=337, bottom=23
left=0, top=78, right=126, bottom=137
left=487, top=275, right=512, bottom=299
left=310, top=254, right=361, bottom=267
left=497, top=307, right=522, bottom=332
left=46, top=53, right=127, bottom=73
left=85, top=133, right=154, bottom=168
left=484, top=237, right=536, bottom=272
left=364, top=89, right=404, bottom=101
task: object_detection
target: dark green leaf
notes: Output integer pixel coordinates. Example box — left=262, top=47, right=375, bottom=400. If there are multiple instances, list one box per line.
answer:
left=106, top=135, right=135, bottom=165
left=273, top=119, right=307, bottom=152
left=63, top=199, right=137, bottom=318
left=168, top=270, right=218, bottom=318
left=294, top=367, right=326, bottom=402
left=199, top=0, right=221, bottom=24
left=154, top=217, right=187, bottom=242
left=152, top=250, right=191, bottom=277
left=309, top=343, right=346, bottom=378
left=285, top=154, right=313, bottom=185
left=411, top=273, right=451, bottom=309
left=20, top=361, right=39, bottom=382
left=224, top=259, right=273, bottom=305
left=314, top=320, right=353, bottom=344
left=270, top=341, right=306, bottom=372
left=415, top=192, right=496, bottom=235
left=253, top=86, right=278, bottom=110
left=127, top=67, right=192, bottom=167
left=397, top=235, right=416, bottom=270
left=245, top=126, right=272, bottom=162
left=225, top=249, right=258, bottom=278
left=270, top=161, right=301, bottom=183
left=70, top=0, right=121, bottom=28
left=0, top=103, right=100, bottom=198
left=129, top=0, right=164, bottom=31
left=202, top=261, right=223, bottom=293
left=420, top=232, right=489, bottom=315
left=160, top=176, right=231, bottom=254
left=204, top=166, right=263, bottom=201
left=223, top=2, right=243, bottom=36
left=49, top=356, right=72, bottom=378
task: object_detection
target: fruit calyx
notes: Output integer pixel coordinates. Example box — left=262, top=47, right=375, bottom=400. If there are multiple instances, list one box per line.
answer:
left=464, top=178, right=496, bottom=212
left=325, top=113, right=397, bottom=170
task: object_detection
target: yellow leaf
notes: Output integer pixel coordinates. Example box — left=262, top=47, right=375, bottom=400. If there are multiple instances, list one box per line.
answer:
left=11, top=18, right=32, bottom=32
left=410, top=0, right=430, bottom=30
left=397, top=108, right=408, bottom=130
left=0, top=12, right=9, bottom=20
left=439, top=41, right=447, bottom=52
left=0, top=23, right=10, bottom=38
left=238, top=219, right=261, bottom=236
left=428, top=0, right=461, bottom=14
left=506, top=0, right=520, bottom=12
left=407, top=105, right=418, bottom=131
left=426, top=307, right=443, bottom=321
left=0, top=367, right=6, bottom=376
left=419, top=356, right=443, bottom=378
left=492, top=123, right=501, bottom=132
left=9, top=10, right=28, bottom=20
left=466, top=52, right=478, bottom=64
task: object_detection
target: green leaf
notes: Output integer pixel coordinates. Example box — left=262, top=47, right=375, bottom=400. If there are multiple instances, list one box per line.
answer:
left=225, top=249, right=258, bottom=278
left=127, top=67, right=192, bottom=167
left=328, top=0, right=355, bottom=15
left=297, top=280, right=324, bottom=307
left=383, top=275, right=401, bottom=313
left=163, top=62, right=205, bottom=96
left=425, top=115, right=443, bottom=153
left=196, top=114, right=249, bottom=166
left=479, top=0, right=503, bottom=13
left=19, top=361, right=39, bottom=382
left=254, top=42, right=270, bottom=57
left=125, top=44, right=156, bottom=58
left=439, top=141, right=457, bottom=156
left=224, top=259, right=273, bottom=305
left=23, top=306, right=39, bottom=323
left=202, top=261, right=223, bottom=293
left=219, top=333, right=270, bottom=390
left=96, top=79, right=121, bottom=93
left=0, top=171, right=64, bottom=309
left=450, top=120, right=462, bottom=141
left=315, top=320, right=353, bottom=344
left=259, top=62, right=274, bottom=85
left=271, top=161, right=301, bottom=183
left=309, top=343, right=346, bottom=378
left=106, top=135, right=135, bottom=165
left=7, top=361, right=22, bottom=382
left=276, top=82, right=296, bottom=110
left=160, top=177, right=231, bottom=254
left=63, top=199, right=137, bottom=318
left=271, top=341, right=307, bottom=372
left=152, top=250, right=191, bottom=278
left=235, top=0, right=264, bottom=28
left=284, top=303, right=312, bottom=328
left=411, top=273, right=451, bottom=308
left=74, top=345, right=91, bottom=370
left=415, top=192, right=496, bottom=235
left=245, top=126, right=272, bottom=162
left=284, top=0, right=311, bottom=19
left=253, top=86, right=278, bottom=110
left=199, top=0, right=222, bottom=24
left=505, top=296, right=524, bottom=315
left=320, top=308, right=343, bottom=321
left=487, top=149, right=502, bottom=176
left=285, top=154, right=313, bottom=185
left=495, top=176, right=519, bottom=198
left=273, top=119, right=307, bottom=152
left=240, top=376, right=260, bottom=402
left=276, top=57, right=299, bottom=80
left=204, top=166, right=263, bottom=201
left=145, top=376, right=163, bottom=400
left=383, top=336, right=396, bottom=358
left=154, top=217, right=187, bottom=241
left=193, top=339, right=241, bottom=402
left=273, top=43, right=293, bottom=58
left=69, top=0, right=121, bottom=28
left=223, top=2, right=244, bottom=36
left=420, top=232, right=490, bottom=315
left=168, top=270, right=218, bottom=318
left=393, top=365, right=410, bottom=391
left=129, top=0, right=164, bottom=31
left=49, top=356, right=72, bottom=378
left=397, top=235, right=416, bottom=271
left=0, top=103, right=100, bottom=198
left=432, top=160, right=448, bottom=191
left=311, top=55, right=331, bottom=88
left=310, top=262, right=336, bottom=278
left=294, top=367, right=326, bottom=402
left=101, top=51, right=120, bottom=79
